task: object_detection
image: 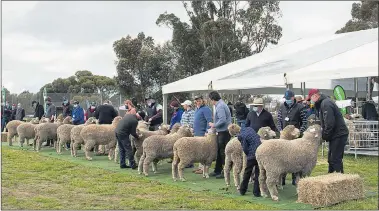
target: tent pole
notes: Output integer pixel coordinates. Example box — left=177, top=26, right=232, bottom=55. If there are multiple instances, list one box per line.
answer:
left=367, top=77, right=371, bottom=100
left=354, top=78, right=359, bottom=114
left=163, top=94, right=168, bottom=124
left=303, top=82, right=306, bottom=99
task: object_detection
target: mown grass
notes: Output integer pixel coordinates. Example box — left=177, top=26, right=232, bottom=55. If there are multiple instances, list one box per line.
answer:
left=1, top=147, right=276, bottom=210
left=1, top=145, right=378, bottom=210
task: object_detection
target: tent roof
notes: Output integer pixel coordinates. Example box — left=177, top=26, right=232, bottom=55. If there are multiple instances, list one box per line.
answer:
left=162, top=28, right=378, bottom=94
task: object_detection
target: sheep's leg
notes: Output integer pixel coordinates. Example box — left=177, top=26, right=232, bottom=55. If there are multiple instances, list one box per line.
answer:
left=135, top=148, right=143, bottom=165
left=84, top=141, right=95, bottom=161
left=143, top=155, right=155, bottom=176
left=26, top=138, right=30, bottom=147
left=8, top=134, right=13, bottom=146
left=33, top=138, right=37, bottom=151
left=57, top=138, right=62, bottom=154
left=114, top=142, right=119, bottom=163
left=203, top=164, right=210, bottom=179
left=224, top=155, right=232, bottom=187
left=108, top=146, right=115, bottom=161
left=266, top=172, right=280, bottom=201
left=233, top=160, right=243, bottom=190
left=258, top=164, right=269, bottom=198
left=172, top=154, right=179, bottom=181
left=73, top=142, right=80, bottom=157
left=178, top=160, right=189, bottom=182
left=152, top=159, right=159, bottom=174
left=277, top=174, right=284, bottom=190
left=37, top=138, right=43, bottom=152
left=19, top=137, right=25, bottom=147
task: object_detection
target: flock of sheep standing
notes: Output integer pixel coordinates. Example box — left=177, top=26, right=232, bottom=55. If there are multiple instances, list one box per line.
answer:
left=5, top=114, right=322, bottom=202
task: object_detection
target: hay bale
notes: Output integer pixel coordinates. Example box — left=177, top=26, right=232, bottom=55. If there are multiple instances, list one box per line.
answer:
left=297, top=173, right=365, bottom=207
left=1, top=132, right=7, bottom=142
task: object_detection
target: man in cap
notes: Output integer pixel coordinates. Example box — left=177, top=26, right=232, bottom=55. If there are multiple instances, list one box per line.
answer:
left=145, top=98, right=163, bottom=131
left=277, top=90, right=307, bottom=186
left=234, top=96, right=249, bottom=127
left=307, top=88, right=349, bottom=173
left=115, top=110, right=146, bottom=169
left=245, top=97, right=277, bottom=133
left=192, top=95, right=213, bottom=174
left=44, top=97, right=56, bottom=122
left=180, top=100, right=195, bottom=128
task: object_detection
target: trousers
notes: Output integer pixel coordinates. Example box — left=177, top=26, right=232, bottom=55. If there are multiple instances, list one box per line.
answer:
left=214, top=130, right=231, bottom=174
left=328, top=135, right=348, bottom=173
left=240, top=158, right=260, bottom=196
left=115, top=132, right=135, bottom=167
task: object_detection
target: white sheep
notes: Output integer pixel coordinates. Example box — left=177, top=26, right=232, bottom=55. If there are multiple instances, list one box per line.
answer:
left=56, top=116, right=74, bottom=154
left=138, top=125, right=193, bottom=176
left=70, top=117, right=98, bottom=157
left=256, top=124, right=322, bottom=201
left=172, top=127, right=217, bottom=182
left=16, top=118, right=41, bottom=147
left=33, top=116, right=69, bottom=151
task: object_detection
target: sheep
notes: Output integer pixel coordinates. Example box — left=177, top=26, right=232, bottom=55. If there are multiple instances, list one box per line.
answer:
left=138, top=124, right=193, bottom=176
left=224, top=125, right=277, bottom=190
left=256, top=124, right=322, bottom=201
left=80, top=116, right=122, bottom=161
left=172, top=127, right=218, bottom=182
left=16, top=118, right=41, bottom=147
left=56, top=116, right=76, bottom=154
left=70, top=117, right=98, bottom=157
left=6, top=120, right=24, bottom=146
left=33, top=116, right=70, bottom=152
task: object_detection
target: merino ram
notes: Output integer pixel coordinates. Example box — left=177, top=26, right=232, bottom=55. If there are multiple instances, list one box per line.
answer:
left=16, top=118, right=44, bottom=147
left=33, top=117, right=70, bottom=151
left=6, top=120, right=24, bottom=146
left=256, top=124, right=322, bottom=201
left=70, top=117, right=98, bottom=157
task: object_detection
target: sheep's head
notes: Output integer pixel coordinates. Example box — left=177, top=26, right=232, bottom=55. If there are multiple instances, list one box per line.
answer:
left=257, top=127, right=276, bottom=140
left=307, top=114, right=320, bottom=127
left=137, top=121, right=149, bottom=130
left=170, top=123, right=181, bottom=134
left=303, top=124, right=322, bottom=142
left=206, top=127, right=217, bottom=135
left=158, top=124, right=170, bottom=133
left=112, top=116, right=123, bottom=126
left=280, top=125, right=300, bottom=140
left=62, top=116, right=72, bottom=124
left=30, top=118, right=40, bottom=124
left=56, top=114, right=64, bottom=122
left=177, top=125, right=193, bottom=137
left=39, top=117, right=49, bottom=123
left=85, top=117, right=97, bottom=125
left=228, top=124, right=241, bottom=136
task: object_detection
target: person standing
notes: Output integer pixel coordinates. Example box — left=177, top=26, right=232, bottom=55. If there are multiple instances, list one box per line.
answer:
left=32, top=101, right=44, bottom=120
left=124, top=99, right=137, bottom=115
left=234, top=97, right=249, bottom=127
left=1, top=102, right=12, bottom=132
left=62, top=99, right=73, bottom=118
left=169, top=101, right=183, bottom=130
left=72, top=101, right=85, bottom=125
left=192, top=95, right=213, bottom=174
left=94, top=100, right=118, bottom=124
left=145, top=98, right=163, bottom=131
left=115, top=111, right=145, bottom=169
left=245, top=98, right=277, bottom=133
left=45, top=97, right=57, bottom=122
left=86, top=102, right=97, bottom=119
left=307, top=89, right=349, bottom=173
left=238, top=126, right=262, bottom=197
left=180, top=100, right=195, bottom=128
left=11, top=104, right=17, bottom=120
left=15, top=103, right=25, bottom=121
left=277, top=90, right=307, bottom=186
left=208, top=91, right=232, bottom=179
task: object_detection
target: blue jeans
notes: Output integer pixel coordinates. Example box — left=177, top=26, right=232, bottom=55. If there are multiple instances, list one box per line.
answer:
left=237, top=120, right=246, bottom=128
left=115, top=132, right=135, bottom=167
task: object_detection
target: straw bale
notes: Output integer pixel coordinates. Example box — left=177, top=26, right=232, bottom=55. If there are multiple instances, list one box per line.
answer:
left=297, top=173, right=365, bottom=207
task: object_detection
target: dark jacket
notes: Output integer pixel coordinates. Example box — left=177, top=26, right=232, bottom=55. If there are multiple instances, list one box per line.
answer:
left=245, top=109, right=277, bottom=133
left=238, top=126, right=262, bottom=160
left=62, top=103, right=73, bottom=118
left=315, top=94, right=349, bottom=141
left=72, top=106, right=85, bottom=125
left=277, top=100, right=307, bottom=133
left=234, top=101, right=249, bottom=120
left=34, top=103, right=45, bottom=120
left=15, top=107, right=25, bottom=121
left=94, top=104, right=118, bottom=124
left=193, top=105, right=213, bottom=136
left=362, top=102, right=378, bottom=121
left=2, top=105, right=12, bottom=120
left=170, top=108, right=183, bottom=130
left=115, top=114, right=139, bottom=139
left=145, top=103, right=163, bottom=126
left=11, top=109, right=17, bottom=120
left=87, top=107, right=96, bottom=118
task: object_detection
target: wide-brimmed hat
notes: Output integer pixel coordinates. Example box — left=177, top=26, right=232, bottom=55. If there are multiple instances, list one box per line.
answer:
left=251, top=98, right=264, bottom=106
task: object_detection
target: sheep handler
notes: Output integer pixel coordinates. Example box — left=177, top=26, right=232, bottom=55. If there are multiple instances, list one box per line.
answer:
left=307, top=88, right=349, bottom=173
left=115, top=110, right=146, bottom=169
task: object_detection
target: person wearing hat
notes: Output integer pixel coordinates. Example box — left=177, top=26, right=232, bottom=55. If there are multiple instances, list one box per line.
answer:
left=44, top=97, right=56, bottom=122
left=307, top=88, right=349, bottom=174
left=192, top=95, right=213, bottom=174
left=72, top=101, right=85, bottom=125
left=115, top=110, right=146, bottom=169
left=234, top=97, right=249, bottom=127
left=32, top=100, right=45, bottom=120
left=169, top=100, right=183, bottom=130
left=62, top=98, right=73, bottom=118
left=277, top=89, right=307, bottom=186
left=145, top=98, right=163, bottom=131
left=208, top=91, right=232, bottom=179
left=86, top=102, right=97, bottom=119
left=15, top=103, right=25, bottom=121
left=245, top=97, right=277, bottom=134
left=180, top=100, right=195, bottom=128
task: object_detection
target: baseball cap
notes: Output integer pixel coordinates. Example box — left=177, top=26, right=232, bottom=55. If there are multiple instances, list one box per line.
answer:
left=306, top=89, right=320, bottom=101
left=181, top=100, right=192, bottom=106
left=283, top=90, right=295, bottom=100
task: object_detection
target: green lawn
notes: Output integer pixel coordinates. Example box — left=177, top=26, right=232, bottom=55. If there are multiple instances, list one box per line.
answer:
left=1, top=143, right=378, bottom=210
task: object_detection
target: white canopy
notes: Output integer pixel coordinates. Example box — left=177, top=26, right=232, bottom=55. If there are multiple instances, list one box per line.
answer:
left=162, top=28, right=378, bottom=95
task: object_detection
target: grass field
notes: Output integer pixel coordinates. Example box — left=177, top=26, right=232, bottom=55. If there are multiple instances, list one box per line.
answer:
left=1, top=143, right=378, bottom=210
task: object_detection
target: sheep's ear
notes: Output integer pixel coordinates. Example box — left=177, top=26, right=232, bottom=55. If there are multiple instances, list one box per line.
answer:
left=264, top=133, right=267, bottom=137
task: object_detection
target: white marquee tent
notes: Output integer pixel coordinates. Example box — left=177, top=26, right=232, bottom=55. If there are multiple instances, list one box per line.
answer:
left=161, top=28, right=378, bottom=123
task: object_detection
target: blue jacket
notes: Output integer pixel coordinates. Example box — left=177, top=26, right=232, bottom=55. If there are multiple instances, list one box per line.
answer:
left=72, top=106, right=85, bottom=125
left=170, top=108, right=183, bottom=129
left=214, top=100, right=232, bottom=132
left=193, top=105, right=213, bottom=136
left=238, top=127, right=262, bottom=160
